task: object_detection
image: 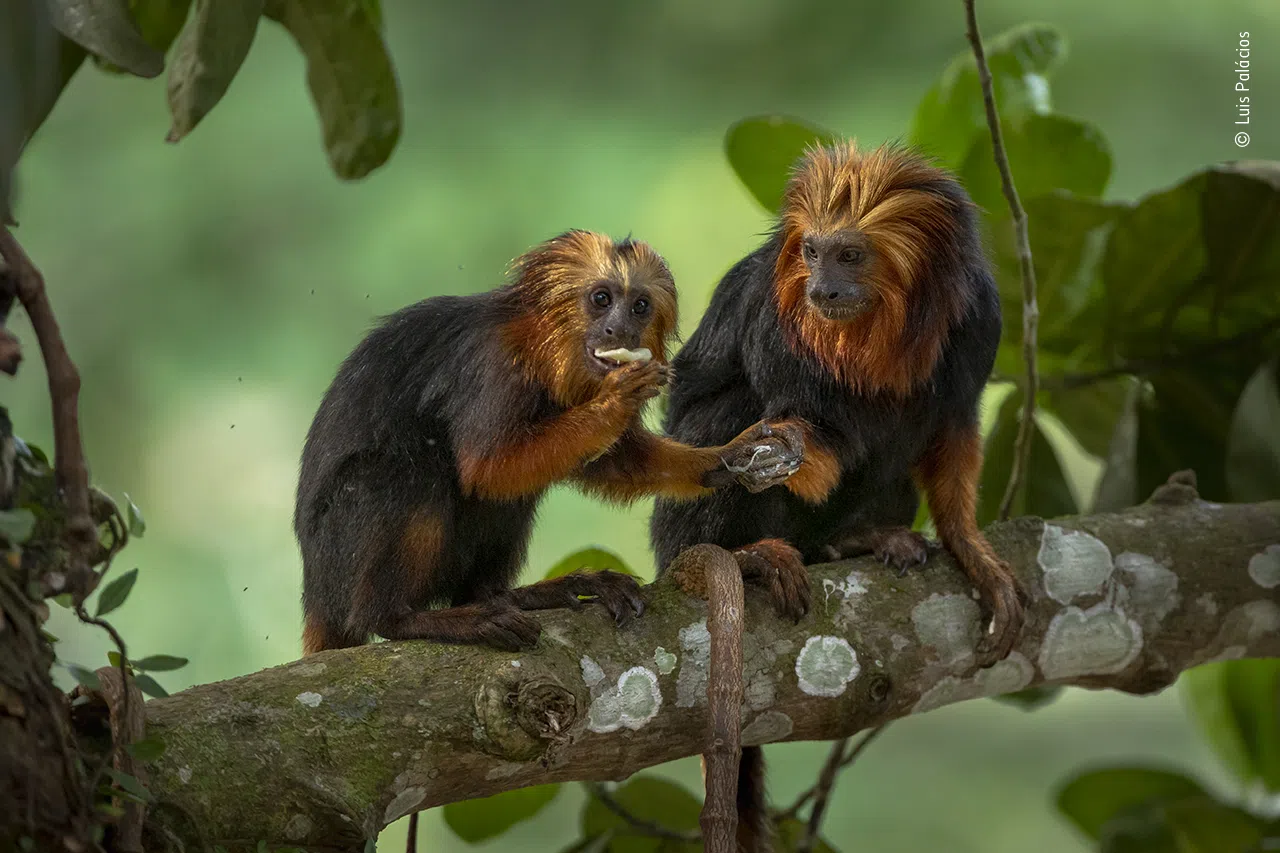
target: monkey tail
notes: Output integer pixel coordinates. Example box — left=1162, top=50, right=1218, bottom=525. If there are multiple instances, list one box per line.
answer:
left=301, top=612, right=363, bottom=656
left=736, top=745, right=772, bottom=852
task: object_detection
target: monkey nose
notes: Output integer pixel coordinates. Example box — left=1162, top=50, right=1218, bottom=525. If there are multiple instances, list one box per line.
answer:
left=604, top=326, right=615, bottom=336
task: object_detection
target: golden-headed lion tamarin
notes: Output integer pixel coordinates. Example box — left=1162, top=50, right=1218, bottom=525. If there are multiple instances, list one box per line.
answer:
left=296, top=230, right=803, bottom=654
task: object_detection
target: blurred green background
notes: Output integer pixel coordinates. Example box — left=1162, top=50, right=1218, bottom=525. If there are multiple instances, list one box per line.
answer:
left=5, top=0, right=1277, bottom=849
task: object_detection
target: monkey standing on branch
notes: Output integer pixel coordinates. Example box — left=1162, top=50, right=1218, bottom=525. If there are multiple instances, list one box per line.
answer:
left=651, top=142, right=1026, bottom=850
left=295, top=230, right=803, bottom=655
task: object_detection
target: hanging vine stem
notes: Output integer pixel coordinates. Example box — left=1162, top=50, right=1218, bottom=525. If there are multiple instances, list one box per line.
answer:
left=0, top=226, right=98, bottom=597
left=962, top=0, right=1040, bottom=521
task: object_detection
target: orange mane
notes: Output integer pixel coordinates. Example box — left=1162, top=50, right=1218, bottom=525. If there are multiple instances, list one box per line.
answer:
left=504, top=230, right=677, bottom=406
left=774, top=141, right=973, bottom=397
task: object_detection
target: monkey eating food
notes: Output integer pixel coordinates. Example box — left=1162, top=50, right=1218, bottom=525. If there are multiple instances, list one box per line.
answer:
left=295, top=230, right=803, bottom=655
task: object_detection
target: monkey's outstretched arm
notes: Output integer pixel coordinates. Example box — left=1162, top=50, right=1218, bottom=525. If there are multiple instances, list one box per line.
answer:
left=577, top=422, right=803, bottom=503
left=457, top=400, right=633, bottom=501
left=457, top=361, right=664, bottom=500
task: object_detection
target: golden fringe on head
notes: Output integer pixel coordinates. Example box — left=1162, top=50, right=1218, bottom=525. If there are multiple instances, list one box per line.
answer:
left=774, top=140, right=972, bottom=396
left=504, top=230, right=678, bottom=406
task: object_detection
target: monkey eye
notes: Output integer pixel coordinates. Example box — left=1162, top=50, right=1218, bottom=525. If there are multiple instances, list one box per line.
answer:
left=802, top=242, right=818, bottom=260
left=838, top=247, right=863, bottom=264
left=591, top=289, right=612, bottom=309
left=632, top=297, right=650, bottom=316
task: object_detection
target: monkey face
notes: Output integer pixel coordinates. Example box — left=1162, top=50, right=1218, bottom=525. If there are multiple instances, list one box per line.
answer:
left=799, top=231, right=874, bottom=321
left=582, top=279, right=661, bottom=375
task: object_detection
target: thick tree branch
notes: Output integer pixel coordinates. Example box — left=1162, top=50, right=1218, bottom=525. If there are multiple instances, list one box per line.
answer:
left=138, top=494, right=1280, bottom=852
left=963, top=0, right=1041, bottom=521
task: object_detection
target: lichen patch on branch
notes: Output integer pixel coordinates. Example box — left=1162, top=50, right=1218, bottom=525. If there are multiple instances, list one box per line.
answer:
left=911, top=593, right=981, bottom=673
left=912, top=651, right=1035, bottom=714
left=588, top=666, right=663, bottom=733
left=1037, top=602, right=1144, bottom=680
left=1038, top=524, right=1114, bottom=605
left=795, top=636, right=860, bottom=698
left=1248, top=544, right=1280, bottom=588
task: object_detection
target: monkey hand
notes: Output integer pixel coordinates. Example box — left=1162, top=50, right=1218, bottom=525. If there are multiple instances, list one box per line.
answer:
left=709, top=421, right=805, bottom=493
left=594, top=361, right=669, bottom=420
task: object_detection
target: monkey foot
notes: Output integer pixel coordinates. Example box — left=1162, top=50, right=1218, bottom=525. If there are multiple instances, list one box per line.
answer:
left=382, top=602, right=542, bottom=652
left=506, top=570, right=645, bottom=627
left=823, top=526, right=933, bottom=576
left=974, top=570, right=1028, bottom=665
left=733, top=538, right=811, bottom=622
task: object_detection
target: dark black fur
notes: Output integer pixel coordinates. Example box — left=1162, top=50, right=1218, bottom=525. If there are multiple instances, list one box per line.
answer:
left=650, top=190, right=1000, bottom=570
left=296, top=292, right=556, bottom=648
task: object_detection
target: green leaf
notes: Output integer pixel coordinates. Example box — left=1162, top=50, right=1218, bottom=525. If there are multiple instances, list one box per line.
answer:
left=1135, top=367, right=1252, bottom=503
left=775, top=817, right=838, bottom=853
left=105, top=767, right=152, bottom=802
left=543, top=547, right=637, bottom=581
left=0, top=508, right=36, bottom=544
left=47, top=0, right=164, bottom=78
left=126, top=735, right=166, bottom=761
left=106, top=650, right=125, bottom=668
left=724, top=115, right=838, bottom=215
left=133, top=673, right=169, bottom=698
left=95, top=567, right=138, bottom=617
left=582, top=777, right=701, bottom=852
left=364, top=838, right=376, bottom=853
left=123, top=492, right=146, bottom=537
left=1049, top=378, right=1135, bottom=461
left=131, top=0, right=192, bottom=51
left=1091, top=380, right=1142, bottom=512
left=1182, top=659, right=1280, bottom=793
left=961, top=114, right=1112, bottom=216
left=264, top=0, right=401, bottom=180
left=54, top=593, right=75, bottom=609
left=992, top=684, right=1064, bottom=711
left=1101, top=173, right=1207, bottom=354
left=977, top=394, right=1077, bottom=526
left=994, top=193, right=1125, bottom=352
left=66, top=663, right=102, bottom=691
left=909, top=23, right=1067, bottom=168
left=443, top=784, right=560, bottom=843
left=1163, top=798, right=1268, bottom=852
left=165, top=0, right=263, bottom=143
left=1056, top=766, right=1206, bottom=840
left=1226, top=359, right=1280, bottom=503
left=133, top=654, right=188, bottom=672
left=92, top=0, right=192, bottom=71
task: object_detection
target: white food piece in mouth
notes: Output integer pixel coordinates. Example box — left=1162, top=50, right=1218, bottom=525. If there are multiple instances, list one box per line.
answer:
left=594, top=347, right=653, bottom=364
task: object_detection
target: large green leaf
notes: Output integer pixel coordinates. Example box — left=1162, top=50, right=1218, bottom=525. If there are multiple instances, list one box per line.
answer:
left=165, top=0, right=263, bottom=142
left=1103, top=163, right=1280, bottom=365
left=93, top=0, right=192, bottom=71
left=1162, top=798, right=1271, bottom=853
left=1135, top=367, right=1252, bottom=503
left=992, top=684, right=1064, bottom=712
left=775, top=817, right=839, bottom=853
left=724, top=115, right=837, bottom=215
left=543, top=546, right=637, bottom=581
left=909, top=23, right=1067, bottom=169
left=1056, top=766, right=1207, bottom=840
left=977, top=394, right=1077, bottom=526
left=582, top=777, right=701, bottom=853
left=47, top=0, right=163, bottom=78
left=960, top=113, right=1111, bottom=217
left=1050, top=377, right=1135, bottom=462
left=1182, top=659, right=1280, bottom=793
left=264, top=0, right=401, bottom=180
left=1225, top=359, right=1280, bottom=502
left=95, top=567, right=139, bottom=617
left=986, top=192, right=1126, bottom=372
left=443, top=784, right=560, bottom=843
